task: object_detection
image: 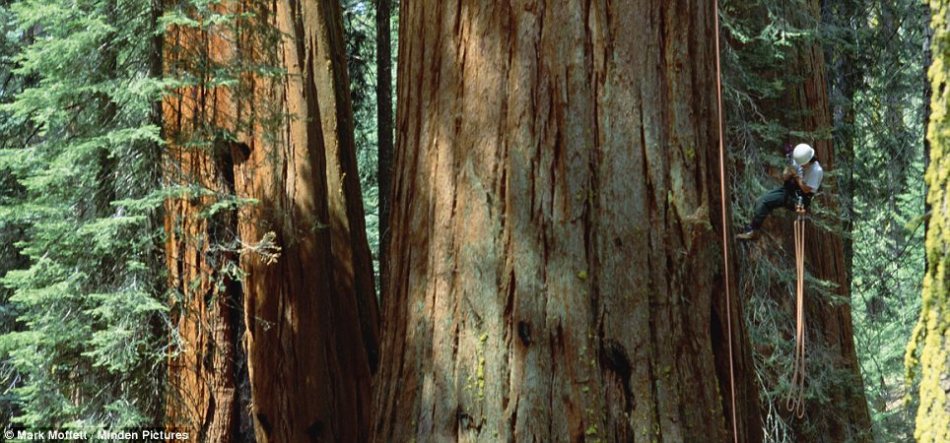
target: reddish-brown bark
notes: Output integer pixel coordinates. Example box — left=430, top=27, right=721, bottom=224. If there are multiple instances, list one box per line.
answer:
left=373, top=1, right=761, bottom=441
left=233, top=0, right=377, bottom=441
left=162, top=7, right=244, bottom=440
left=163, top=1, right=378, bottom=441
left=376, top=0, right=394, bottom=304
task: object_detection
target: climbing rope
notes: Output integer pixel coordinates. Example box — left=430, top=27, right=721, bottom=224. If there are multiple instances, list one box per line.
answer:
left=712, top=1, right=740, bottom=441
left=787, top=213, right=807, bottom=418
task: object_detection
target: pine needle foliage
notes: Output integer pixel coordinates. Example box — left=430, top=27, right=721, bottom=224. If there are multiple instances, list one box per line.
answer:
left=0, top=0, right=33, bottom=427
left=0, top=0, right=167, bottom=430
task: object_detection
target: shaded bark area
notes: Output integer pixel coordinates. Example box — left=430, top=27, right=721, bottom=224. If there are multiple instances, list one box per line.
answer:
left=315, top=0, right=381, bottom=373
left=234, top=0, right=378, bottom=441
left=163, top=150, right=244, bottom=442
left=373, top=1, right=760, bottom=441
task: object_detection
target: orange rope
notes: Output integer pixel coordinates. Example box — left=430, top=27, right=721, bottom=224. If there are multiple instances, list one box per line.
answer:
left=787, top=214, right=807, bottom=418
left=712, top=1, right=740, bottom=441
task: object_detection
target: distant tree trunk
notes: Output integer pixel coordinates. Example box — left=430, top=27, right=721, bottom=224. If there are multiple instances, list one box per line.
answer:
left=372, top=1, right=761, bottom=441
left=907, top=2, right=950, bottom=441
left=880, top=2, right=910, bottom=268
left=825, top=0, right=862, bottom=286
left=749, top=1, right=873, bottom=440
left=376, top=0, right=393, bottom=302
left=233, top=0, right=378, bottom=441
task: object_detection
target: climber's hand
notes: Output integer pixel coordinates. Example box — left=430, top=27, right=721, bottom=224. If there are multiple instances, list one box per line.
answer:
left=783, top=166, right=798, bottom=180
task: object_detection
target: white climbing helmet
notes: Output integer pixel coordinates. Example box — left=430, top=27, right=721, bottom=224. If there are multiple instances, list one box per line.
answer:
left=792, top=143, right=815, bottom=165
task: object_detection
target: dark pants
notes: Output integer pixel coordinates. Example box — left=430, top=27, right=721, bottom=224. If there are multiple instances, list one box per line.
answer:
left=750, top=183, right=811, bottom=230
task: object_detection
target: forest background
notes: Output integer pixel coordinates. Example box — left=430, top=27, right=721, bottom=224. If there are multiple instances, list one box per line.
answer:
left=0, top=0, right=945, bottom=442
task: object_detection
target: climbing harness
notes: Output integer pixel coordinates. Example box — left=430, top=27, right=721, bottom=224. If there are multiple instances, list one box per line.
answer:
left=712, top=1, right=740, bottom=441
left=787, top=211, right=807, bottom=418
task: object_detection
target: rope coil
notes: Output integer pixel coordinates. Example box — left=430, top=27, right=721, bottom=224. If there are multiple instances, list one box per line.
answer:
left=787, top=214, right=807, bottom=418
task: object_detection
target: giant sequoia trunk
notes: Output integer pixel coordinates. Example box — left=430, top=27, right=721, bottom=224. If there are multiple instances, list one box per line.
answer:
left=234, top=0, right=379, bottom=441
left=163, top=1, right=378, bottom=441
left=907, top=1, right=950, bottom=440
left=373, top=1, right=761, bottom=441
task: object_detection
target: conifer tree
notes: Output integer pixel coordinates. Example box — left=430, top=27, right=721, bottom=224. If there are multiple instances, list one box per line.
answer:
left=161, top=1, right=378, bottom=439
left=0, top=0, right=32, bottom=427
left=0, top=0, right=166, bottom=429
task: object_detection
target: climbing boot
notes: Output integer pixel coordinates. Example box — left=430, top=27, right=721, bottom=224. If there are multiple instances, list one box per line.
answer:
left=736, top=229, right=759, bottom=241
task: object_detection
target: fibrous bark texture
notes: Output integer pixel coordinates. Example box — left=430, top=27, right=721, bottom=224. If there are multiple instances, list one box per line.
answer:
left=906, top=1, right=950, bottom=440
left=373, top=1, right=761, bottom=441
left=235, top=0, right=378, bottom=441
left=163, top=8, right=247, bottom=441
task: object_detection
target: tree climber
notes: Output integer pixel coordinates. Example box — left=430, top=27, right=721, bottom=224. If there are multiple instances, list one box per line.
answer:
left=737, top=143, right=824, bottom=240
